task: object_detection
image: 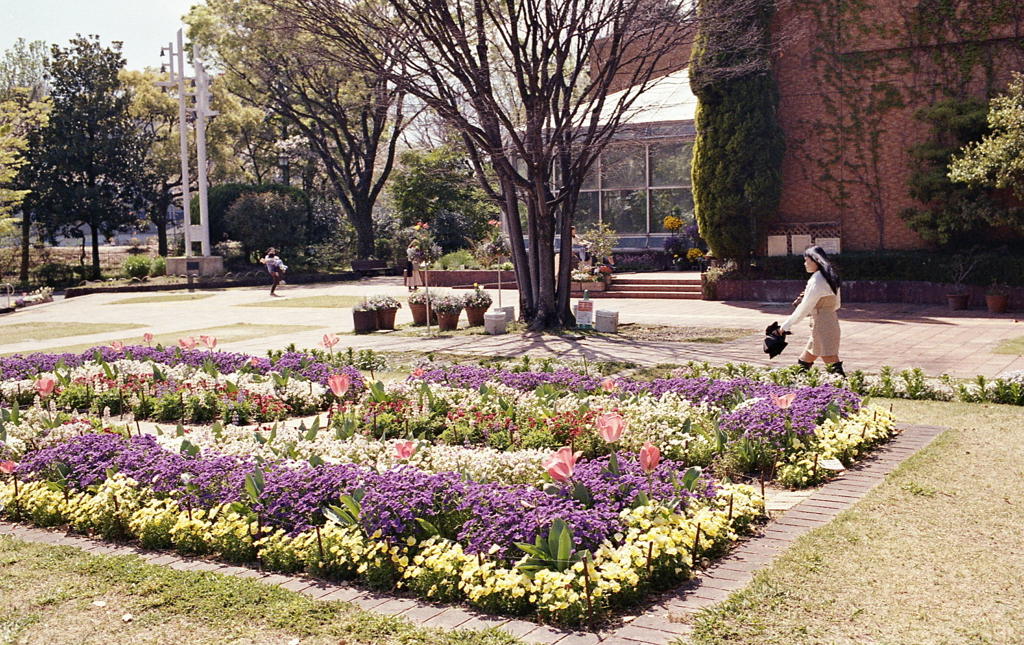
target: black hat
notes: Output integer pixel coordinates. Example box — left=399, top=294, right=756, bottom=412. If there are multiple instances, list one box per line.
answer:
left=763, top=322, right=790, bottom=359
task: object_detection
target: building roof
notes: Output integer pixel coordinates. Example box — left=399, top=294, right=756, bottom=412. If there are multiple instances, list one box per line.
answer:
left=601, top=68, right=697, bottom=139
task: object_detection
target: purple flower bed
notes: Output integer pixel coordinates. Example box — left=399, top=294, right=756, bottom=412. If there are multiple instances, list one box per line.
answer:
left=16, top=434, right=719, bottom=562
left=0, top=346, right=362, bottom=390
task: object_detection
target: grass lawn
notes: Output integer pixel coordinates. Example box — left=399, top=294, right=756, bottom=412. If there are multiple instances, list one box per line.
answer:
left=31, top=323, right=322, bottom=355
left=0, top=538, right=519, bottom=645
left=0, top=322, right=144, bottom=346
left=993, top=335, right=1024, bottom=355
left=687, top=398, right=1024, bottom=645
left=106, top=294, right=216, bottom=305
left=236, top=295, right=365, bottom=309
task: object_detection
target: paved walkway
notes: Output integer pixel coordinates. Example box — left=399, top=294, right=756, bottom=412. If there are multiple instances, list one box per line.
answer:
left=2, top=274, right=1021, bottom=378
left=0, top=422, right=946, bottom=644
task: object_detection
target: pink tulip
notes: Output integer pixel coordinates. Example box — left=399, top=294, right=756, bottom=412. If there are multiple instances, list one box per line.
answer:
left=394, top=440, right=415, bottom=460
left=109, top=341, right=124, bottom=352
left=639, top=442, right=660, bottom=474
left=0, top=461, right=16, bottom=475
left=319, top=333, right=340, bottom=350
left=597, top=412, right=626, bottom=443
left=34, top=377, right=55, bottom=398
left=601, top=378, right=617, bottom=393
left=200, top=335, right=218, bottom=350
left=543, top=446, right=582, bottom=483
left=249, top=357, right=259, bottom=367
left=411, top=367, right=425, bottom=378
left=328, top=373, right=351, bottom=397
left=770, top=392, right=796, bottom=409
left=142, top=333, right=153, bottom=345
left=178, top=336, right=196, bottom=350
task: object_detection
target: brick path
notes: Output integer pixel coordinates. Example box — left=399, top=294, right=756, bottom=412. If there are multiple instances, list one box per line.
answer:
left=3, top=275, right=1021, bottom=378
left=0, top=422, right=945, bottom=645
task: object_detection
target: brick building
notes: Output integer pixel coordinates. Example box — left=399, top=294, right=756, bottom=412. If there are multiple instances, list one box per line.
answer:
left=584, top=0, right=1024, bottom=254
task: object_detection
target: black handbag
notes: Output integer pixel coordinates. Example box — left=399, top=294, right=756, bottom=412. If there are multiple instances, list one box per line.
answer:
left=763, top=322, right=791, bottom=359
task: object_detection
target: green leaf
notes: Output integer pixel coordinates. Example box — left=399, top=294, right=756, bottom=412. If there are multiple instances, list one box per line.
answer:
left=244, top=470, right=264, bottom=503
left=179, top=440, right=199, bottom=458
left=631, top=491, right=650, bottom=509
left=415, top=517, right=440, bottom=536
left=253, top=431, right=267, bottom=445
left=514, top=542, right=549, bottom=559
left=101, top=361, right=116, bottom=381
left=308, top=454, right=324, bottom=467
left=305, top=416, right=320, bottom=441
left=175, top=422, right=185, bottom=437
left=223, top=380, right=238, bottom=395
left=682, top=466, right=703, bottom=492
left=210, top=421, right=223, bottom=441
left=152, top=365, right=166, bottom=382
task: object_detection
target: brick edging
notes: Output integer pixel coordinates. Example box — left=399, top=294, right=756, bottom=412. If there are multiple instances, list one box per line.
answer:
left=0, top=423, right=945, bottom=645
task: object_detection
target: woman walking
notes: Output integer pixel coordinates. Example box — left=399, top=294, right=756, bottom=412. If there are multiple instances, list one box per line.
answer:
left=774, top=246, right=844, bottom=375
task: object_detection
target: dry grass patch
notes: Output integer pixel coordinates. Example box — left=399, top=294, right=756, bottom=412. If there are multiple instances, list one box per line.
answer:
left=992, top=335, right=1024, bottom=355
left=605, top=324, right=755, bottom=343
left=0, top=538, right=519, bottom=645
left=106, top=294, right=216, bottom=305
left=687, top=398, right=1024, bottom=645
left=0, top=322, right=144, bottom=347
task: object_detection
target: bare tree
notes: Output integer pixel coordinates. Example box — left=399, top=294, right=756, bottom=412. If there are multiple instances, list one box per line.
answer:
left=264, top=0, right=695, bottom=329
left=188, top=0, right=408, bottom=259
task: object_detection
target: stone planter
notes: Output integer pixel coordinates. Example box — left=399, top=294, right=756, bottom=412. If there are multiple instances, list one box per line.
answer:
left=408, top=303, right=437, bottom=326
left=465, top=305, right=489, bottom=326
left=376, top=307, right=398, bottom=330
left=352, top=309, right=378, bottom=333
left=946, top=293, right=969, bottom=310
left=436, top=310, right=462, bottom=331
left=986, top=294, right=1008, bottom=314
left=570, top=281, right=605, bottom=292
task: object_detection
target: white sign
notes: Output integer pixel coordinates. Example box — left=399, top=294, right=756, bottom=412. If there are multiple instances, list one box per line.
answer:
left=819, top=458, right=846, bottom=471
left=576, top=300, right=594, bottom=328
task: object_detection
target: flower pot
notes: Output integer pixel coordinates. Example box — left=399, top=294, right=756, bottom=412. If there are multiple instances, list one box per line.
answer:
left=465, top=305, right=489, bottom=326
left=376, top=307, right=398, bottom=330
left=436, top=310, right=461, bottom=331
left=352, top=309, right=378, bottom=333
left=986, top=294, right=1008, bottom=314
left=409, top=303, right=437, bottom=325
left=946, top=293, right=969, bottom=310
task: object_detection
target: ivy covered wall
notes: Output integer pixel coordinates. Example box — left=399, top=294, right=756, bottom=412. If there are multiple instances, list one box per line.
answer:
left=773, top=0, right=1024, bottom=251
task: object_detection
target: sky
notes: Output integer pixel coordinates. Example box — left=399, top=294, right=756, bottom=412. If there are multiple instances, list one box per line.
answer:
left=1, top=0, right=200, bottom=71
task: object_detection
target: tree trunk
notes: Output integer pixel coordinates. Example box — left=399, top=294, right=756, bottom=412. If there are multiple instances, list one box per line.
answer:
left=90, top=224, right=101, bottom=280
left=19, top=210, right=31, bottom=285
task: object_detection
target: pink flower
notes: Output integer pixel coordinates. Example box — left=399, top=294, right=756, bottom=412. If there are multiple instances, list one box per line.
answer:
left=109, top=341, right=124, bottom=352
left=199, top=335, right=218, bottom=350
left=639, top=442, right=660, bottom=474
left=319, top=333, right=340, bottom=350
left=770, top=392, right=796, bottom=409
left=601, top=378, right=617, bottom=393
left=34, top=377, right=55, bottom=398
left=142, top=333, right=153, bottom=345
left=543, top=446, right=582, bottom=483
left=328, top=373, right=351, bottom=397
left=178, top=336, right=196, bottom=350
left=0, top=461, right=16, bottom=475
left=394, top=440, right=415, bottom=460
left=411, top=367, right=425, bottom=378
left=596, top=412, right=625, bottom=443
left=249, top=357, right=259, bottom=367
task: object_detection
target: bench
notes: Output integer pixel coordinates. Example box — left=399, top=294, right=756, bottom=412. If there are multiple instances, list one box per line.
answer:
left=351, top=259, right=393, bottom=276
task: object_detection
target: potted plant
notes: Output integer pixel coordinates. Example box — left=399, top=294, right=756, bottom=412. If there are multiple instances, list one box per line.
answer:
left=986, top=283, right=1009, bottom=314
left=352, top=300, right=378, bottom=333
left=407, top=288, right=438, bottom=325
left=946, top=251, right=981, bottom=311
left=570, top=266, right=605, bottom=291
left=597, top=265, right=613, bottom=285
left=369, top=294, right=402, bottom=329
left=431, top=293, right=465, bottom=331
left=463, top=284, right=493, bottom=326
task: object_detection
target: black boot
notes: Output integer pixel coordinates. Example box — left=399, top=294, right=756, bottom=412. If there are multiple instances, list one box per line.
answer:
left=827, top=361, right=846, bottom=376
left=797, top=359, right=813, bottom=371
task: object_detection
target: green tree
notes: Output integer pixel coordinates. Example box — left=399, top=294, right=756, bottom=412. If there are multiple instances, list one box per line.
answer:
left=1, top=38, right=49, bottom=283
left=187, top=0, right=407, bottom=259
left=223, top=191, right=306, bottom=259
left=689, top=0, right=785, bottom=260
left=32, top=36, right=151, bottom=278
left=898, top=98, right=1022, bottom=248
left=389, top=144, right=496, bottom=252
left=950, top=72, right=1024, bottom=201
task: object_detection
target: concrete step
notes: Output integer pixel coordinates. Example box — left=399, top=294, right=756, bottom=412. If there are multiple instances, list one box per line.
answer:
left=579, top=290, right=703, bottom=299
left=612, top=279, right=701, bottom=286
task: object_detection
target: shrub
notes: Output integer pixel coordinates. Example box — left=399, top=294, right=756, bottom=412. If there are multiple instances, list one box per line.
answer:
left=122, top=255, right=151, bottom=279
left=434, top=249, right=477, bottom=270
left=149, top=255, right=166, bottom=277
left=31, top=262, right=79, bottom=288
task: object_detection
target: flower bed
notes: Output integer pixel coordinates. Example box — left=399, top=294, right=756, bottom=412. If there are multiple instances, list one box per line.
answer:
left=0, top=351, right=900, bottom=627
